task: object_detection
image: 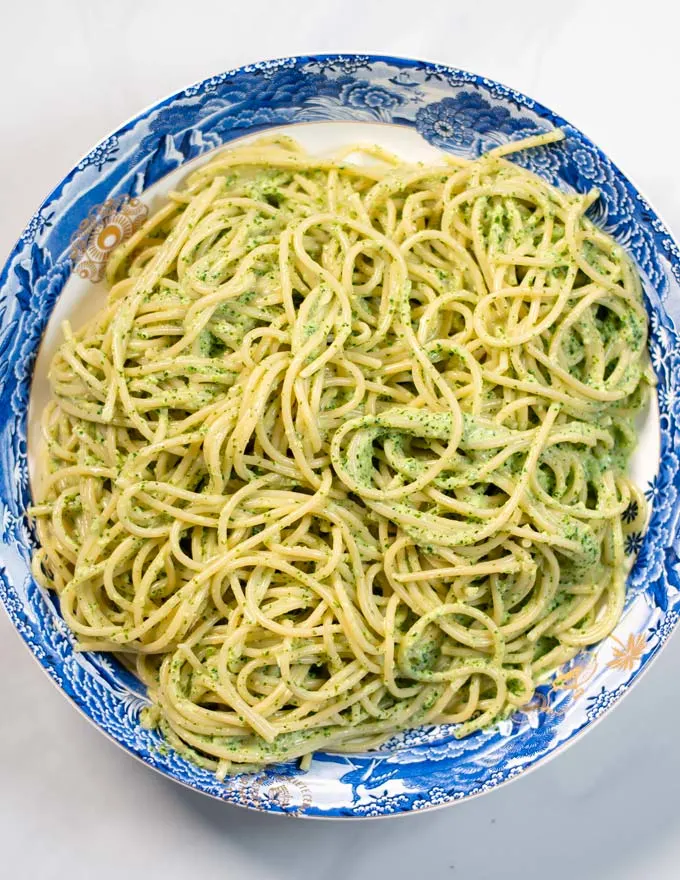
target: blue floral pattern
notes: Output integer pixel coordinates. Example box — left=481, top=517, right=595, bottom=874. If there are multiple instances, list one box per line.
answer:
left=586, top=685, right=629, bottom=722
left=19, top=208, right=54, bottom=245
left=76, top=135, right=119, bottom=172
left=415, top=91, right=542, bottom=154
left=1, top=54, right=679, bottom=819
left=622, top=501, right=640, bottom=524
left=625, top=532, right=645, bottom=556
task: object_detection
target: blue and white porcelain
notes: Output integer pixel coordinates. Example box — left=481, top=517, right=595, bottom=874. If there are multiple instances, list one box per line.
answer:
left=2, top=54, right=679, bottom=818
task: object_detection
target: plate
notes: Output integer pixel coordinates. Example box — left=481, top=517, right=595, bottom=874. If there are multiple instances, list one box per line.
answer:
left=2, top=54, right=679, bottom=819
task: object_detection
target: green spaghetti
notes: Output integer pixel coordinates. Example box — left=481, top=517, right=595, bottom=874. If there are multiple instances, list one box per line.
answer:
left=30, top=131, right=651, bottom=776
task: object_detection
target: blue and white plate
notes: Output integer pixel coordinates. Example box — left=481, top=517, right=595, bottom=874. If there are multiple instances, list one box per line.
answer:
left=2, top=54, right=679, bottom=819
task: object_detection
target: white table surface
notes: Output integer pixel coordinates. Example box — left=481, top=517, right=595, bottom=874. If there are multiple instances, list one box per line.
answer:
left=2, top=2, right=680, bottom=878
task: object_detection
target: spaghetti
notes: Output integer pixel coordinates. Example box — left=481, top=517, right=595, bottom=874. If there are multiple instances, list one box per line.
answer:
left=30, top=131, right=651, bottom=775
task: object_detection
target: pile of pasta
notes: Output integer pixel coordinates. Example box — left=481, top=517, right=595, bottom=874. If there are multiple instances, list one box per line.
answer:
left=31, top=132, right=650, bottom=775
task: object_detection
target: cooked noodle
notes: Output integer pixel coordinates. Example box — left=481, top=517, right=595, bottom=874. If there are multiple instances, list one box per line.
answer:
left=30, top=131, right=651, bottom=775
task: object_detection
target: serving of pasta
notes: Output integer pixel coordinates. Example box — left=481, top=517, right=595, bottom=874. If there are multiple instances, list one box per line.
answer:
left=29, top=130, right=651, bottom=777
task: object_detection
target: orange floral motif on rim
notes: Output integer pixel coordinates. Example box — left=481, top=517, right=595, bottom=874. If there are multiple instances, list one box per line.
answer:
left=606, top=633, right=647, bottom=672
left=70, top=196, right=148, bottom=282
left=523, top=654, right=599, bottom=716
left=227, top=773, right=313, bottom=814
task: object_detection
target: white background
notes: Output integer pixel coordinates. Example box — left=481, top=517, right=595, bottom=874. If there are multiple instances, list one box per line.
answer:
left=2, top=2, right=679, bottom=878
